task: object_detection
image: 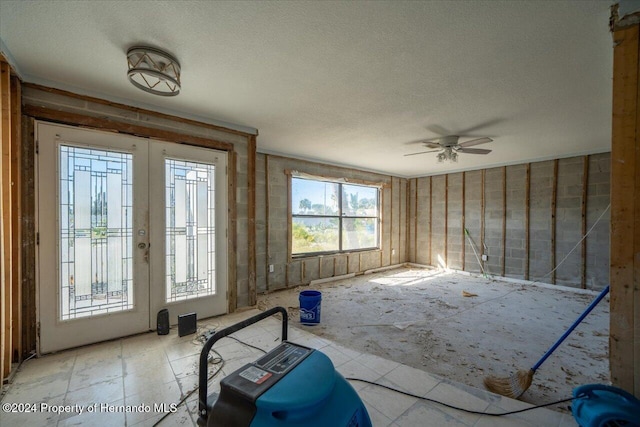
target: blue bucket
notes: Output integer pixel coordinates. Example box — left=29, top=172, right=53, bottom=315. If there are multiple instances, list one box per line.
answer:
left=299, top=290, right=322, bottom=325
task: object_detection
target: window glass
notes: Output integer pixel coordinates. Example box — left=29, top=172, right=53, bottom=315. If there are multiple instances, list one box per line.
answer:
left=291, top=177, right=379, bottom=256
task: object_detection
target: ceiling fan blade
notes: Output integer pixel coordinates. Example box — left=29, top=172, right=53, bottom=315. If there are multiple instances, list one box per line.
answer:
left=426, top=124, right=451, bottom=136
left=458, top=137, right=492, bottom=147
left=404, top=149, right=441, bottom=157
left=457, top=147, right=492, bottom=155
left=406, top=138, right=441, bottom=146
left=423, top=142, right=442, bottom=149
left=457, top=118, right=503, bottom=135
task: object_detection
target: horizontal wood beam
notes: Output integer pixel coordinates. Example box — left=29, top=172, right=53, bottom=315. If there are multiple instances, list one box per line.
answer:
left=23, top=105, right=234, bottom=152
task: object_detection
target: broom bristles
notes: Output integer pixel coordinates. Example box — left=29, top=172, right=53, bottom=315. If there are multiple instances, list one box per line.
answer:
left=483, top=369, right=534, bottom=399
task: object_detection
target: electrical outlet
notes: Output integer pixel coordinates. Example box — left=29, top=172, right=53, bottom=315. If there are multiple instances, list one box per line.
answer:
left=392, top=249, right=396, bottom=255
left=269, top=264, right=274, bottom=273
left=481, top=254, right=488, bottom=262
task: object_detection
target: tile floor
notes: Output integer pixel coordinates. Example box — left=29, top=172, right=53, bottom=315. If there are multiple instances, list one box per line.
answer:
left=0, top=309, right=578, bottom=426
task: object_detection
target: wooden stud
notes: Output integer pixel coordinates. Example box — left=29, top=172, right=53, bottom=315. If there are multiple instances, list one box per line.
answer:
left=246, top=151, right=259, bottom=287
left=227, top=150, right=237, bottom=313
left=247, top=135, right=257, bottom=306
left=1, top=61, right=13, bottom=378
left=610, top=24, right=639, bottom=393
left=414, top=179, right=418, bottom=263
left=390, top=177, right=394, bottom=265
left=265, top=155, right=270, bottom=291
left=551, top=159, right=558, bottom=285
left=581, top=155, right=589, bottom=289
left=10, top=76, right=21, bottom=362
left=502, top=167, right=507, bottom=277
left=23, top=83, right=255, bottom=138
left=481, top=169, right=486, bottom=272
left=444, top=174, right=448, bottom=267
left=461, top=172, right=466, bottom=270
left=405, top=179, right=410, bottom=262
left=21, top=117, right=36, bottom=357
left=429, top=176, right=433, bottom=266
left=525, top=163, right=531, bottom=281
left=23, top=105, right=234, bottom=152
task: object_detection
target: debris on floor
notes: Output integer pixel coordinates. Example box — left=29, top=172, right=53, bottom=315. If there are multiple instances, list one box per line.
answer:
left=257, top=267, right=610, bottom=413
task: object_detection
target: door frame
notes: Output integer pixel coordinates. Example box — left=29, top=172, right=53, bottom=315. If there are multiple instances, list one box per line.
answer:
left=35, top=120, right=232, bottom=353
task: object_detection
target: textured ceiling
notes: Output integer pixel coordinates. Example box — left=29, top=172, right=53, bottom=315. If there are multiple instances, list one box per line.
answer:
left=0, top=1, right=613, bottom=177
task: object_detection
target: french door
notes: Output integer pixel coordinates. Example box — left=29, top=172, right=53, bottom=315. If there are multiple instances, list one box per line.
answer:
left=37, top=122, right=227, bottom=353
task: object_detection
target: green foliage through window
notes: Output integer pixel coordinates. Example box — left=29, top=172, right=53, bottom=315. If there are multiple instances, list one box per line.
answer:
left=291, top=177, right=379, bottom=255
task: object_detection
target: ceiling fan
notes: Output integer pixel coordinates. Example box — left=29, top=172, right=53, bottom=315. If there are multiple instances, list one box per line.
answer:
left=404, top=135, right=493, bottom=163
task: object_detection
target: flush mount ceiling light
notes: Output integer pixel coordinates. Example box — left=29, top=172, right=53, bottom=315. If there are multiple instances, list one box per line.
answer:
left=127, top=46, right=181, bottom=96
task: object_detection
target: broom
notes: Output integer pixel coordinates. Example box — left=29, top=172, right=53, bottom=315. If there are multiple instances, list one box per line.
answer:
left=483, top=285, right=610, bottom=399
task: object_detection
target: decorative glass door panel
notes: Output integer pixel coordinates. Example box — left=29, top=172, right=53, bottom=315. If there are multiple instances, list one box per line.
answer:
left=149, top=143, right=227, bottom=323
left=59, top=146, right=134, bottom=319
left=165, top=159, right=217, bottom=302
left=38, top=122, right=150, bottom=354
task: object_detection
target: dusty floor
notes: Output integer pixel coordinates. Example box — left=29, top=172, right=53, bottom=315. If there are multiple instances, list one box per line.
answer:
left=257, top=267, right=610, bottom=413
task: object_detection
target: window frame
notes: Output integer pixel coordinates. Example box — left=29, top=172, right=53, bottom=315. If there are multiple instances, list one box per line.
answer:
left=290, top=175, right=381, bottom=258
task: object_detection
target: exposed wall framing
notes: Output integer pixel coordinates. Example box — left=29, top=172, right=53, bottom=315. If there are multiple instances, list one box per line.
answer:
left=410, top=154, right=609, bottom=291
left=610, top=21, right=640, bottom=395
left=0, top=61, right=22, bottom=382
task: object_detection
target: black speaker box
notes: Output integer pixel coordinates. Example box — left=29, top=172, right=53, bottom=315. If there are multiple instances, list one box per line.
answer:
left=157, top=309, right=169, bottom=335
left=178, top=312, right=197, bottom=337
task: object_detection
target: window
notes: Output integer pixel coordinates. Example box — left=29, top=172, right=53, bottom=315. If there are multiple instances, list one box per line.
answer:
left=291, top=177, right=379, bottom=256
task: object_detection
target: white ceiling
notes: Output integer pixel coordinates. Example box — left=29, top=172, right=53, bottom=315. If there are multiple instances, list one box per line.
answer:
left=0, top=0, right=613, bottom=177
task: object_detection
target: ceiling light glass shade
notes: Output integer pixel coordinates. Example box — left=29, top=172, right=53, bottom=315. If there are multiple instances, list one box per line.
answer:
left=127, top=46, right=181, bottom=96
left=437, top=148, right=458, bottom=163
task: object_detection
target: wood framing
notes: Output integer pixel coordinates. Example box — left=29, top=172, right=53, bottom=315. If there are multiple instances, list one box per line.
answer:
left=413, top=178, right=420, bottom=262
left=1, top=60, right=12, bottom=379
left=10, top=76, right=21, bottom=361
left=551, top=159, right=559, bottom=285
left=227, top=150, right=238, bottom=312
left=429, top=177, right=433, bottom=265
left=23, top=83, right=255, bottom=138
left=502, top=166, right=506, bottom=277
left=581, top=155, right=589, bottom=289
left=525, top=163, right=531, bottom=281
left=461, top=172, right=466, bottom=270
left=23, top=105, right=234, bottom=152
left=444, top=174, right=448, bottom=267
left=265, top=155, right=271, bottom=291
left=481, top=169, right=485, bottom=271
left=247, top=135, right=257, bottom=306
left=610, top=23, right=640, bottom=395
left=21, top=117, right=36, bottom=359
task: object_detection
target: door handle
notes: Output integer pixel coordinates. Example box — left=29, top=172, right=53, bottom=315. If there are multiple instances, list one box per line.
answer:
left=138, top=242, right=147, bottom=249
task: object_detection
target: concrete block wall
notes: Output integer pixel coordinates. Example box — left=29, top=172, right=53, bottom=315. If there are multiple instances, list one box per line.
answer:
left=430, top=175, right=447, bottom=267
left=586, top=153, right=610, bottom=288
left=529, top=161, right=554, bottom=281
left=463, top=171, right=483, bottom=273
left=447, top=173, right=464, bottom=270
left=256, top=154, right=395, bottom=292
left=484, top=167, right=505, bottom=276
left=556, top=157, right=585, bottom=286
left=409, top=153, right=610, bottom=291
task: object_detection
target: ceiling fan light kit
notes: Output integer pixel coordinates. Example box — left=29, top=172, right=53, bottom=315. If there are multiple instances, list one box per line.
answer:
left=127, top=46, right=181, bottom=96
